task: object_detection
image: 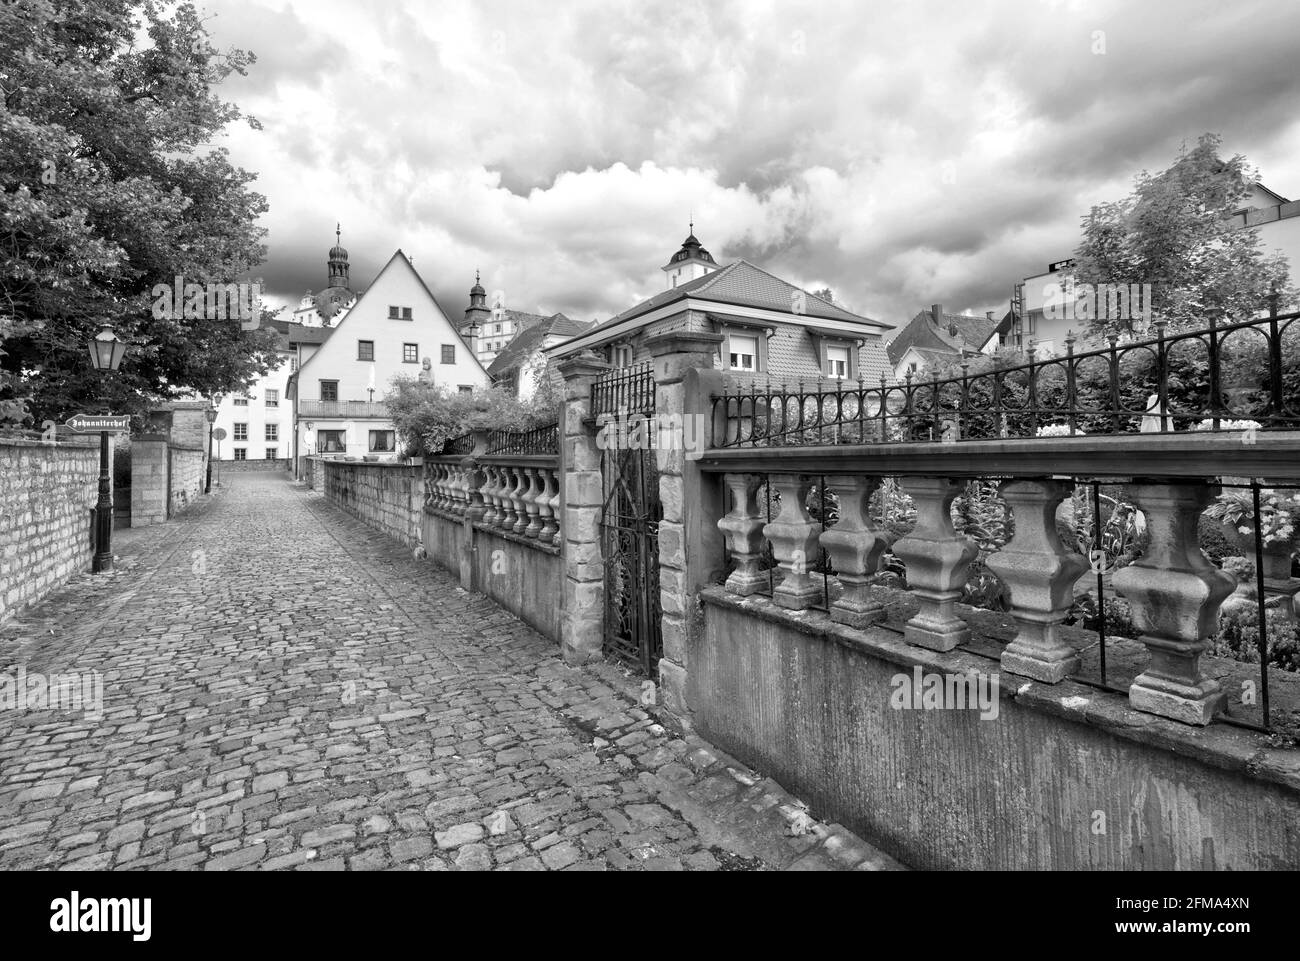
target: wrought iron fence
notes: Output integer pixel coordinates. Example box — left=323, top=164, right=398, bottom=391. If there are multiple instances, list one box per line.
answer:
left=718, top=470, right=1300, bottom=734
left=592, top=362, right=656, bottom=419
left=486, top=422, right=559, bottom=456
left=442, top=432, right=476, bottom=456
left=712, top=304, right=1300, bottom=448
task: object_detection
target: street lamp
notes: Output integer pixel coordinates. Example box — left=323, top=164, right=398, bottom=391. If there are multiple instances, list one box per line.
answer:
left=205, top=404, right=217, bottom=494
left=86, top=323, right=126, bottom=573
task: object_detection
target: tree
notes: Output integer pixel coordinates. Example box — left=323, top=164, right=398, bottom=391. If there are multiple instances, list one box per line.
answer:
left=1073, top=133, right=1293, bottom=335
left=0, top=0, right=281, bottom=426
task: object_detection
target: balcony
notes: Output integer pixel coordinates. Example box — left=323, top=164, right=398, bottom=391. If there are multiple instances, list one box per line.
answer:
left=297, top=400, right=390, bottom=419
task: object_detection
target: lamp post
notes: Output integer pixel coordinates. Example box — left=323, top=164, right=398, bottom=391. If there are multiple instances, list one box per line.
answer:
left=205, top=404, right=217, bottom=494
left=87, top=323, right=127, bottom=574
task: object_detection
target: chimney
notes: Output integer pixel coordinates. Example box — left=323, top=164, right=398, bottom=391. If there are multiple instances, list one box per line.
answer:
left=986, top=311, right=995, bottom=321
left=931, top=303, right=943, bottom=326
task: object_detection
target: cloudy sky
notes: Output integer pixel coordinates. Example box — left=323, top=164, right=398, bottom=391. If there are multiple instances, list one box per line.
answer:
left=204, top=0, right=1300, bottom=328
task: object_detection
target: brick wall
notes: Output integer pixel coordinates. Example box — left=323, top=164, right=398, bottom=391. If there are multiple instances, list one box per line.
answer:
left=322, top=460, right=422, bottom=547
left=0, top=435, right=100, bottom=621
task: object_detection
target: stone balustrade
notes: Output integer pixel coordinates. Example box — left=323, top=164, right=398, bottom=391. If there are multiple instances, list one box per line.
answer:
left=714, top=470, right=1255, bottom=727
left=424, top=456, right=561, bottom=549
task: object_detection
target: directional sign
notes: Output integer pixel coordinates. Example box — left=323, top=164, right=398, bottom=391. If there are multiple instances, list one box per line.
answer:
left=212, top=427, right=227, bottom=441
left=65, top=414, right=130, bottom=433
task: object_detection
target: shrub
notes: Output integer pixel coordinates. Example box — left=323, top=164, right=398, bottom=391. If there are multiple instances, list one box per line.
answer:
left=385, top=376, right=560, bottom=455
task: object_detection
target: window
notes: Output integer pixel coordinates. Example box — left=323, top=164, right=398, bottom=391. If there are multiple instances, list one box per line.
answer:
left=441, top=344, right=455, bottom=364
left=265, top=424, right=278, bottom=441
left=234, top=448, right=247, bottom=460
left=728, top=334, right=759, bottom=371
left=265, top=448, right=278, bottom=460
left=264, top=389, right=279, bottom=408
left=403, top=343, right=418, bottom=363
left=458, top=385, right=473, bottom=394
left=402, top=307, right=412, bottom=320
left=318, top=430, right=346, bottom=453
left=320, top=380, right=339, bottom=402
left=388, top=305, right=399, bottom=319
left=908, top=362, right=918, bottom=375
left=369, top=430, right=395, bottom=452
left=358, top=340, right=374, bottom=361
left=233, top=395, right=248, bottom=406
left=611, top=345, right=632, bottom=368
left=494, top=323, right=502, bottom=334
left=827, top=345, right=850, bottom=380
left=233, top=423, right=248, bottom=441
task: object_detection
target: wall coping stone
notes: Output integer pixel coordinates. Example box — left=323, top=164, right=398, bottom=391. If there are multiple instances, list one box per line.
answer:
left=699, top=585, right=1300, bottom=796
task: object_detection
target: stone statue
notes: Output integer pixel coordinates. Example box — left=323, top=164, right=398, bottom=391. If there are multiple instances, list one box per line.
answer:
left=418, top=357, right=434, bottom=384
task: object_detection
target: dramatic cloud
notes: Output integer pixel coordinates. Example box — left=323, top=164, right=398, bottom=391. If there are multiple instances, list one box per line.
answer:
left=204, top=0, right=1300, bottom=325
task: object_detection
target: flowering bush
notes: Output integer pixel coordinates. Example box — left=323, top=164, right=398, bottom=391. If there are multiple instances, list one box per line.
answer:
left=1035, top=423, right=1086, bottom=437
left=1204, top=489, right=1300, bottom=549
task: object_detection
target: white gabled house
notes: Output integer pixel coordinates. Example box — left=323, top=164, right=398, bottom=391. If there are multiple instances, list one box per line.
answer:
left=288, top=249, right=491, bottom=470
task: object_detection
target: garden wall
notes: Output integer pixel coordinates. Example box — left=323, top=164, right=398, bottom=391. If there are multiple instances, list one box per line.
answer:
left=321, top=460, right=423, bottom=548
left=0, top=435, right=99, bottom=621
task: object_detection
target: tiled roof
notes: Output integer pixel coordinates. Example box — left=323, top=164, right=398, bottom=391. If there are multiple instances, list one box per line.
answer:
left=595, top=260, right=891, bottom=332
left=487, top=313, right=594, bottom=377
left=885, top=308, right=999, bottom=365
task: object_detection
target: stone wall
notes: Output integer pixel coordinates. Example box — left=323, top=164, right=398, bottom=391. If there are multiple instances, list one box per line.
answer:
left=0, top=435, right=100, bottom=621
left=130, top=436, right=169, bottom=527
left=218, top=458, right=289, bottom=473
left=322, top=460, right=423, bottom=548
left=694, top=589, right=1300, bottom=870
left=168, top=447, right=205, bottom=517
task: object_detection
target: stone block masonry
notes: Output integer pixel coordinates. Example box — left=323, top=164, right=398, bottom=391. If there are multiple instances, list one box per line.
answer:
left=0, top=435, right=100, bottom=621
left=168, top=447, right=205, bottom=518
left=322, top=460, right=423, bottom=548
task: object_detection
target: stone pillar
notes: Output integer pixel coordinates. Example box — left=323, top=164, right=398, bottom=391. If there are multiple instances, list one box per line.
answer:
left=1113, top=483, right=1234, bottom=725
left=646, top=331, right=726, bottom=720
left=557, top=352, right=612, bottom=664
left=892, top=476, right=978, bottom=651
left=129, top=435, right=169, bottom=528
left=820, top=475, right=891, bottom=628
left=718, top=473, right=769, bottom=596
left=986, top=479, right=1089, bottom=682
left=763, top=473, right=822, bottom=610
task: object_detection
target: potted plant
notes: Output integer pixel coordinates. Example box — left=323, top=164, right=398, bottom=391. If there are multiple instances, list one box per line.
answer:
left=1204, top=489, right=1300, bottom=584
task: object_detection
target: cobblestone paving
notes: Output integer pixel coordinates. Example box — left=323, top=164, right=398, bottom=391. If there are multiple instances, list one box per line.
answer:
left=0, top=473, right=902, bottom=871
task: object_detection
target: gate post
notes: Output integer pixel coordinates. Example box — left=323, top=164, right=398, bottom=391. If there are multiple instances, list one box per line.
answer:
left=645, top=331, right=726, bottom=722
left=557, top=351, right=612, bottom=665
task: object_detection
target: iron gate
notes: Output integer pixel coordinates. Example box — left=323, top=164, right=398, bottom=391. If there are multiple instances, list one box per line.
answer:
left=600, top=441, right=662, bottom=675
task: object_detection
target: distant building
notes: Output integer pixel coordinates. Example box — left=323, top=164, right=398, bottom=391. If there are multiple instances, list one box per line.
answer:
left=487, top=311, right=595, bottom=400
left=549, top=229, right=894, bottom=387
left=885, top=304, right=1001, bottom=381
left=287, top=246, right=490, bottom=470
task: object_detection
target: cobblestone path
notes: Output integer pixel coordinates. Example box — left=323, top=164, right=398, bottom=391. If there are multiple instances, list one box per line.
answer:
left=0, top=473, right=901, bottom=871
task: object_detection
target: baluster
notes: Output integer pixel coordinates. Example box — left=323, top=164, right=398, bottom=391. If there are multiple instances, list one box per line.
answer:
left=892, top=476, right=978, bottom=651
left=538, top=468, right=558, bottom=542
left=465, top=463, right=486, bottom=521
left=480, top=466, right=498, bottom=525
left=718, top=473, right=768, bottom=596
left=548, top=469, right=563, bottom=547
left=510, top=467, right=530, bottom=534
left=523, top=468, right=544, bottom=537
left=763, top=473, right=822, bottom=609
left=986, top=479, right=1089, bottom=682
left=497, top=467, right=517, bottom=529
left=819, top=475, right=891, bottom=627
left=1113, top=483, right=1234, bottom=725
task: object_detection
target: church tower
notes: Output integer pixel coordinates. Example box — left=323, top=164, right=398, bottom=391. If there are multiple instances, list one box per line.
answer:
left=661, top=222, right=718, bottom=290
left=462, top=272, right=490, bottom=355
left=327, top=223, right=349, bottom=289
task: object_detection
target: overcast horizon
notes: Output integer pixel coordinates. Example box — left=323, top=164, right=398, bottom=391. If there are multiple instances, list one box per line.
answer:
left=205, top=0, right=1300, bottom=327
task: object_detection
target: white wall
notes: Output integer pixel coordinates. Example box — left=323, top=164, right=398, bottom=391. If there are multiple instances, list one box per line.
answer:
left=212, top=352, right=295, bottom=461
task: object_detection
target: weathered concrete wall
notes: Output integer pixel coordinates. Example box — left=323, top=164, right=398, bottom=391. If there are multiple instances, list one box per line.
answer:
left=420, top=508, right=562, bottom=644
left=0, top=435, right=99, bottom=621
left=695, top=589, right=1300, bottom=871
left=168, top=447, right=205, bottom=517
left=323, top=460, right=422, bottom=548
